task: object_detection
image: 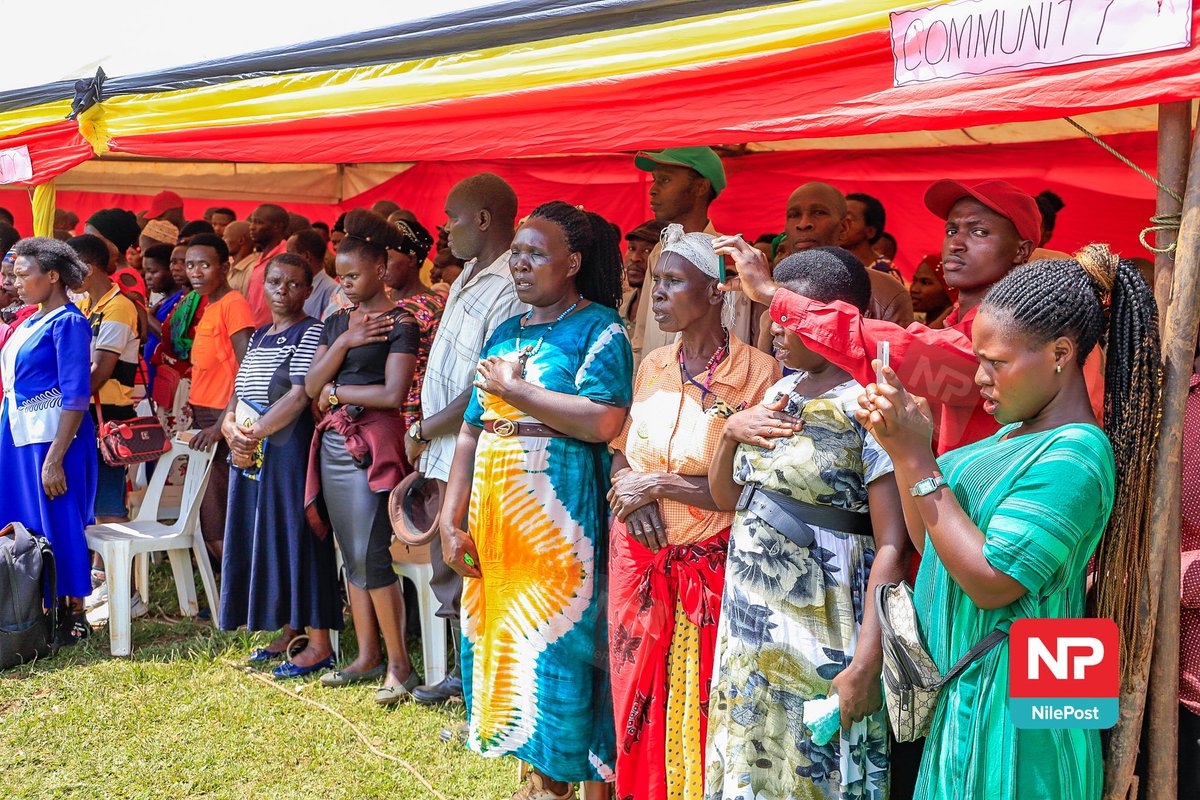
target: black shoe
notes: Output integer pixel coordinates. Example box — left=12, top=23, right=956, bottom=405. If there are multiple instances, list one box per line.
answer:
left=53, top=612, right=90, bottom=649
left=412, top=674, right=464, bottom=705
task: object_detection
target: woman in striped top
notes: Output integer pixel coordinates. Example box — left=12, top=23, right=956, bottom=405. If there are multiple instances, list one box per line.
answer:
left=218, top=253, right=341, bottom=679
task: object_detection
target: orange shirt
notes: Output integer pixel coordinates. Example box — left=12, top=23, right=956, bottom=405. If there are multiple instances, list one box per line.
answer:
left=612, top=335, right=780, bottom=545
left=188, top=291, right=255, bottom=409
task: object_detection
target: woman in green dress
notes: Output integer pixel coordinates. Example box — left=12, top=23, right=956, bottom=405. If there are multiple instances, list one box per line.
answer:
left=855, top=244, right=1160, bottom=800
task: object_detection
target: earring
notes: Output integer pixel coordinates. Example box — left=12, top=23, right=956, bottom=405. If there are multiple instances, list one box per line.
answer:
left=1056, top=364, right=1062, bottom=374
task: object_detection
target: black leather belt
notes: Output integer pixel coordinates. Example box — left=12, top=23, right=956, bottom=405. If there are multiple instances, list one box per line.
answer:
left=736, top=484, right=873, bottom=548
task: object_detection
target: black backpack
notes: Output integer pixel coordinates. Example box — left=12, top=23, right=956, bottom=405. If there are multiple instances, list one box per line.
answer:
left=0, top=523, right=57, bottom=668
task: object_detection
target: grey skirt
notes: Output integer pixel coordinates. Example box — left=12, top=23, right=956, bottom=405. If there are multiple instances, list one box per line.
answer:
left=318, top=430, right=397, bottom=589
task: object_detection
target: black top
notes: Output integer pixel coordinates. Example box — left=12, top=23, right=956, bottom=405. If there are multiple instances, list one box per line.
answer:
left=319, top=307, right=419, bottom=386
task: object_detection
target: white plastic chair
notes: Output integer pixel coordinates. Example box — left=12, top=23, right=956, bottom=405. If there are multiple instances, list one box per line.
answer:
left=391, top=540, right=448, bottom=685
left=85, top=436, right=217, bottom=656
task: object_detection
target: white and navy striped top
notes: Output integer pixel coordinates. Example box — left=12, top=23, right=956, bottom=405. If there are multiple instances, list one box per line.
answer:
left=234, top=318, right=323, bottom=407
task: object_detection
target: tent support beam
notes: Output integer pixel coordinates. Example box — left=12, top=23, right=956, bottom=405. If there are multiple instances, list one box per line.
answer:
left=1105, top=100, right=1200, bottom=800
left=1145, top=100, right=1191, bottom=800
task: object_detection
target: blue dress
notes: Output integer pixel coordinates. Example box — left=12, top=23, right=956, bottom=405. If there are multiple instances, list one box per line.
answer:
left=461, top=302, right=632, bottom=782
left=0, top=305, right=97, bottom=599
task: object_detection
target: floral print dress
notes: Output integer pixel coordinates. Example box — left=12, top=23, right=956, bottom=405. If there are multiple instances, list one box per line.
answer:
left=706, top=375, right=892, bottom=800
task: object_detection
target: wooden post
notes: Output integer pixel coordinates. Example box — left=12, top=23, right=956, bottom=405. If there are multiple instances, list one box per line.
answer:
left=1105, top=103, right=1200, bottom=800
left=1146, top=100, right=1192, bottom=800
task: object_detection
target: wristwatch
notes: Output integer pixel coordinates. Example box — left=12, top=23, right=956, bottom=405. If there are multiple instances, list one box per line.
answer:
left=408, top=419, right=428, bottom=443
left=327, top=382, right=341, bottom=407
left=910, top=475, right=946, bottom=497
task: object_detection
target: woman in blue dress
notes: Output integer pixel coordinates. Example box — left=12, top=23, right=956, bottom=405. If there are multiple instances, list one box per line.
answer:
left=0, top=238, right=97, bottom=647
left=218, top=254, right=341, bottom=678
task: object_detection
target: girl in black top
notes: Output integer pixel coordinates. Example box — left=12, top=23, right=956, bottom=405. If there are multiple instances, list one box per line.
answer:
left=305, top=210, right=421, bottom=703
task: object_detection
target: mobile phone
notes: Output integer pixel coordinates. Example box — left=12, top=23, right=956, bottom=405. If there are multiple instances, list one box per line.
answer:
left=876, top=341, right=891, bottom=385
left=718, top=253, right=726, bottom=284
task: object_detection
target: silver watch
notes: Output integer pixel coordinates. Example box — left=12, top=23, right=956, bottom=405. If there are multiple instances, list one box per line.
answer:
left=910, top=475, right=946, bottom=497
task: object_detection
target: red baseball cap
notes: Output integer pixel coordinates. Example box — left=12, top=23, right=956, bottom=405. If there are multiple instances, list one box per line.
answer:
left=923, top=180, right=1042, bottom=244
left=144, top=190, right=183, bottom=220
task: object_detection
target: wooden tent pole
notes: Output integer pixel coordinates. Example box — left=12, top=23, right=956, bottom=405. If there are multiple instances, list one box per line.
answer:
left=1105, top=101, right=1200, bottom=800
left=1145, top=100, right=1191, bottom=800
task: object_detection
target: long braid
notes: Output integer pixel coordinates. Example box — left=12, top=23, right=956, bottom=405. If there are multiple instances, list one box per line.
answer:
left=981, top=244, right=1161, bottom=667
left=527, top=201, right=623, bottom=309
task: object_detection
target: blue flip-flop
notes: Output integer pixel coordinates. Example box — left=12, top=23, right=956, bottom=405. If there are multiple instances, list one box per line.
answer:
left=273, top=655, right=337, bottom=680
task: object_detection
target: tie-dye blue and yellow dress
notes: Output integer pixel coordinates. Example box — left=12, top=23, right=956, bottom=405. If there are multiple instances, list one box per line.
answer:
left=462, top=302, right=632, bottom=783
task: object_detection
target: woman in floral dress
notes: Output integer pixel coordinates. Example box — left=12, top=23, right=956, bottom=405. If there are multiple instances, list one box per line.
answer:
left=706, top=249, right=912, bottom=800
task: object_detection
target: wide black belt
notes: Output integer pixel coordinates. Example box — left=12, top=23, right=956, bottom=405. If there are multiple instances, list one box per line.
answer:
left=736, top=484, right=873, bottom=548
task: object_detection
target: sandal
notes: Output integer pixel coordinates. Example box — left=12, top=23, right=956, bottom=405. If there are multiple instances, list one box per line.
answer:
left=510, top=771, right=576, bottom=800
left=374, top=671, right=422, bottom=706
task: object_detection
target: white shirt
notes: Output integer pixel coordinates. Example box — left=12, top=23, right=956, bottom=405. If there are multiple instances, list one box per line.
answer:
left=417, top=251, right=527, bottom=481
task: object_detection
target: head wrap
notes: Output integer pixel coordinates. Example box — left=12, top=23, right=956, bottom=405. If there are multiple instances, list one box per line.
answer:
left=141, top=218, right=179, bottom=246
left=87, top=208, right=141, bottom=253
left=659, top=223, right=733, bottom=329
left=392, top=218, right=435, bottom=261
left=919, top=254, right=959, bottom=305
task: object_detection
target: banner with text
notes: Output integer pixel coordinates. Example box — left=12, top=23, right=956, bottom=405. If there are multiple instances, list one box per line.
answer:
left=891, top=0, right=1193, bottom=86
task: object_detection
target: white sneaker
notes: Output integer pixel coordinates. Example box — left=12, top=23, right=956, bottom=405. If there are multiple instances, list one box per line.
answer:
left=86, top=592, right=149, bottom=626
left=84, top=581, right=108, bottom=610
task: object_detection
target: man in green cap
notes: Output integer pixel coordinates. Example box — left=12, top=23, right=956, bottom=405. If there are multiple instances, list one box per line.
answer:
left=630, top=146, right=754, bottom=366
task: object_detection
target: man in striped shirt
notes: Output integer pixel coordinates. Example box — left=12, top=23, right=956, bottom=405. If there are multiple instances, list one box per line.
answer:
left=404, top=173, right=527, bottom=707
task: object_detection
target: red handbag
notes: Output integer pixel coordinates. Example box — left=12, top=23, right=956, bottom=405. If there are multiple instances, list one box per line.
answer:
left=94, top=382, right=171, bottom=467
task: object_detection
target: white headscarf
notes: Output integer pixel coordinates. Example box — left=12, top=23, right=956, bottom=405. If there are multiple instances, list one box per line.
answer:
left=659, top=223, right=734, bottom=329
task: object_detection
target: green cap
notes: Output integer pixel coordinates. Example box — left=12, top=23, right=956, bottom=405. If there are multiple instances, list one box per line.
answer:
left=634, top=146, right=726, bottom=197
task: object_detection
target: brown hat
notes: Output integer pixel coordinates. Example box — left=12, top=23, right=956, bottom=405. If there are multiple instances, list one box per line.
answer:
left=388, top=472, right=444, bottom=546
left=625, top=219, right=666, bottom=244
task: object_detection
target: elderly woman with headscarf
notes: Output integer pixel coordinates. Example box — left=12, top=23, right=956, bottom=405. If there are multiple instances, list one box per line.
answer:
left=606, top=224, right=779, bottom=800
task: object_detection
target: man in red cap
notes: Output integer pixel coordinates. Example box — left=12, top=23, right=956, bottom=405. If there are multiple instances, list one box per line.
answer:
left=144, top=190, right=186, bottom=229
left=719, top=179, right=1040, bottom=454
left=619, top=219, right=665, bottom=351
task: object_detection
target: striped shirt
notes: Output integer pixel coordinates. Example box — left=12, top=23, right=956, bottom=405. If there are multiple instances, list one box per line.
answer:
left=233, top=319, right=323, bottom=406
left=417, top=251, right=527, bottom=481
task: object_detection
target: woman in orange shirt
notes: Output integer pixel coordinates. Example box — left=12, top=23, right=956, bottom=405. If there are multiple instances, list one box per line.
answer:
left=185, top=233, right=255, bottom=563
left=606, top=224, right=779, bottom=800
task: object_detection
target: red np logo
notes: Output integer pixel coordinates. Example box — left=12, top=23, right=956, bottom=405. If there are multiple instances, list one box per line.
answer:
left=1009, top=618, right=1119, bottom=729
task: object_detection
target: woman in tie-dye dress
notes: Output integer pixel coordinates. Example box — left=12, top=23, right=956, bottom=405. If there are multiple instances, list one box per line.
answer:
left=440, top=202, right=632, bottom=800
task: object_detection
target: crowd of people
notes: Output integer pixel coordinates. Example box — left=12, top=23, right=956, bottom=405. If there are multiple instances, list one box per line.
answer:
left=0, top=142, right=1181, bottom=800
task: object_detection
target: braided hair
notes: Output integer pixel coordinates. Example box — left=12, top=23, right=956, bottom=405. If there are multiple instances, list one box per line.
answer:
left=981, top=243, right=1161, bottom=664
left=337, top=208, right=404, bottom=265
left=526, top=201, right=623, bottom=309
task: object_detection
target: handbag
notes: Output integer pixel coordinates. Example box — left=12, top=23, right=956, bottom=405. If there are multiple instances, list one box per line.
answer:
left=94, top=375, right=170, bottom=467
left=874, top=582, right=1007, bottom=741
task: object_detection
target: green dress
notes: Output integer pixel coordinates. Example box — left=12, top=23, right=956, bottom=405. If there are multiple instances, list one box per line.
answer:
left=913, top=423, right=1114, bottom=800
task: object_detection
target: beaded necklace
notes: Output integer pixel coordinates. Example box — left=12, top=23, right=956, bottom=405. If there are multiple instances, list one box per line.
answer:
left=678, top=329, right=729, bottom=399
left=515, top=296, right=581, bottom=376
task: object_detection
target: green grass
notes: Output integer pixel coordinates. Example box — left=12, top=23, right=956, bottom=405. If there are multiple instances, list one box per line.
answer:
left=0, top=565, right=519, bottom=800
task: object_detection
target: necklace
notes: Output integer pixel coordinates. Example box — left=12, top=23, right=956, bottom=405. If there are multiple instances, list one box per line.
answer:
left=679, top=329, right=729, bottom=398
left=515, top=296, right=581, bottom=376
